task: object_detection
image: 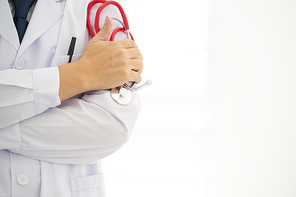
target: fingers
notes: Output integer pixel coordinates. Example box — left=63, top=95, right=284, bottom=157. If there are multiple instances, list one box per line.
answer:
left=127, top=58, right=143, bottom=85
left=129, top=71, right=142, bottom=84
left=129, top=59, right=143, bottom=74
left=127, top=48, right=143, bottom=60
left=127, top=47, right=143, bottom=80
left=118, top=44, right=143, bottom=74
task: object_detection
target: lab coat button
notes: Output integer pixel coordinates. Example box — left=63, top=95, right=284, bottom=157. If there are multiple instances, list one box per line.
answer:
left=17, top=174, right=29, bottom=186
left=15, top=59, right=25, bottom=69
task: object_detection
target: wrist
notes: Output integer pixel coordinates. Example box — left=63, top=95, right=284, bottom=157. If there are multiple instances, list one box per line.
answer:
left=58, top=61, right=88, bottom=101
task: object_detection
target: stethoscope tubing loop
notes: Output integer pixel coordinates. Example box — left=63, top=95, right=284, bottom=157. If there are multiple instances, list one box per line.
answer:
left=87, top=0, right=134, bottom=41
left=95, top=1, right=129, bottom=31
left=87, top=0, right=105, bottom=38
left=110, top=27, right=134, bottom=41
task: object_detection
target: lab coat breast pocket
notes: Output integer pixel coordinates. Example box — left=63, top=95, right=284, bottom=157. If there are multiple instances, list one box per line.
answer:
left=70, top=174, right=106, bottom=197
left=50, top=54, right=83, bottom=67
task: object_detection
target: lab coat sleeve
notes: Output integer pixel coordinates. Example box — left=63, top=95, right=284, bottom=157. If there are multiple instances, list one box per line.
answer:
left=0, top=67, right=61, bottom=129
left=0, top=0, right=140, bottom=165
left=1, top=89, right=141, bottom=165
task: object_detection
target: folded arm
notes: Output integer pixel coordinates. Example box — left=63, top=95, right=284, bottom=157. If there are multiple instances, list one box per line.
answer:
left=1, top=89, right=140, bottom=165
left=0, top=15, right=143, bottom=164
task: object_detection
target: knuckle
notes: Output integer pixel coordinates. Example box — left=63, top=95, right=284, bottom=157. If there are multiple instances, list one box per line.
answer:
left=137, top=59, right=143, bottom=67
left=137, top=60, right=143, bottom=70
left=132, top=40, right=138, bottom=48
left=125, top=39, right=132, bottom=44
left=110, top=41, right=119, bottom=46
left=118, top=49, right=127, bottom=57
left=136, top=49, right=143, bottom=60
left=109, top=41, right=120, bottom=49
left=139, top=75, right=142, bottom=83
left=126, top=39, right=137, bottom=48
left=135, top=74, right=142, bottom=84
left=121, top=69, right=130, bottom=79
left=135, top=48, right=140, bottom=55
left=121, top=59, right=129, bottom=68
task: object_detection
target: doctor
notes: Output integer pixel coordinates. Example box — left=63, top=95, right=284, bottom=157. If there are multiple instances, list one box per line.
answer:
left=0, top=0, right=143, bottom=197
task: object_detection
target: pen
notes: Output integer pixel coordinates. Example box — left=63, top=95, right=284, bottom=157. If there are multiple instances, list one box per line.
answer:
left=67, top=37, right=76, bottom=63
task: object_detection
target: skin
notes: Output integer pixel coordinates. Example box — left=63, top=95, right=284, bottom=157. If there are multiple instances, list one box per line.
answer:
left=58, top=16, right=143, bottom=101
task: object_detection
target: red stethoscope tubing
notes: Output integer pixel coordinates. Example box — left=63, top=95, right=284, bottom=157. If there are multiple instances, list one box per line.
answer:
left=87, top=0, right=134, bottom=41
left=86, top=0, right=136, bottom=90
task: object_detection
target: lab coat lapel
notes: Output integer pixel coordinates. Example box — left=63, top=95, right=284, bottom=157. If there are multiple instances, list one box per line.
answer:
left=17, top=0, right=63, bottom=58
left=54, top=0, right=91, bottom=56
left=0, top=0, right=19, bottom=51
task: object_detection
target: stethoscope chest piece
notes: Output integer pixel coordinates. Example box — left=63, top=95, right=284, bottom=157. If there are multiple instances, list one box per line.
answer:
left=111, top=86, right=133, bottom=105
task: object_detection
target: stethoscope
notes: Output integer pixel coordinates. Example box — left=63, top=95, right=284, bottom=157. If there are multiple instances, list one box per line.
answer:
left=87, top=0, right=152, bottom=105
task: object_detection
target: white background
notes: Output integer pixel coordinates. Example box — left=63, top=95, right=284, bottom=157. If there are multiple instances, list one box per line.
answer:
left=102, top=0, right=214, bottom=197
left=104, top=0, right=296, bottom=197
left=213, top=0, right=296, bottom=197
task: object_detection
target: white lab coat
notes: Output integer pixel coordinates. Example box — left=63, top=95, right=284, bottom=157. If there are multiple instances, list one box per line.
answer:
left=0, top=0, right=141, bottom=196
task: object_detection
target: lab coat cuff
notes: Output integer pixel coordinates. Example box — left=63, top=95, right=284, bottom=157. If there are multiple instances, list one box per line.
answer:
left=32, top=67, right=61, bottom=114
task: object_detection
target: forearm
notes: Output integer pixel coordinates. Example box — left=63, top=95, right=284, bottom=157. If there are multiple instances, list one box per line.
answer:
left=1, top=90, right=141, bottom=164
left=58, top=61, right=87, bottom=101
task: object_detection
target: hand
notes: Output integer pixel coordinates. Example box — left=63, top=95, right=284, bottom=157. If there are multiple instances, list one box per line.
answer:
left=78, top=15, right=143, bottom=91
left=58, top=16, right=143, bottom=101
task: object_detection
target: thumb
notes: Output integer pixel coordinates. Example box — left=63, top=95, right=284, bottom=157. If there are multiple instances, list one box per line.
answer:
left=95, top=16, right=113, bottom=41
